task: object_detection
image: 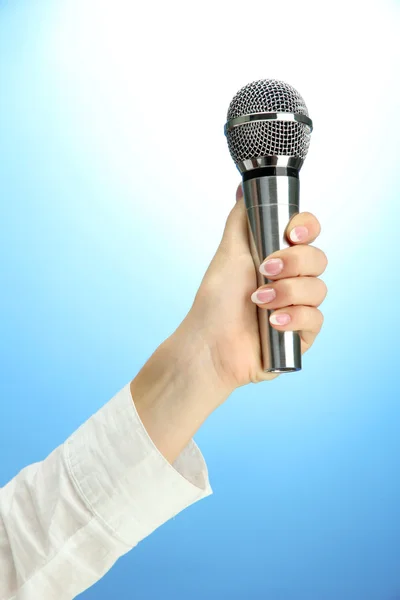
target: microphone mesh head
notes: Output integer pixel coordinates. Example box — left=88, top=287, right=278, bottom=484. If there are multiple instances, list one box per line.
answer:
left=226, top=79, right=311, bottom=164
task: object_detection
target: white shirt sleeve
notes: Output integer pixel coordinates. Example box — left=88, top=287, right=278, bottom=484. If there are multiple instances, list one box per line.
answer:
left=0, top=384, right=212, bottom=600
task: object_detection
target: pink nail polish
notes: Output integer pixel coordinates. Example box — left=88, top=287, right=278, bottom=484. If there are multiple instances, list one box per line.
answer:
left=289, top=226, right=308, bottom=243
left=236, top=184, right=243, bottom=202
left=259, top=258, right=283, bottom=277
left=251, top=288, right=276, bottom=304
left=270, top=313, right=291, bottom=325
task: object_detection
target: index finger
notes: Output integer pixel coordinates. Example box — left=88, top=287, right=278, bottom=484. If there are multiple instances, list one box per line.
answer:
left=285, top=211, right=321, bottom=245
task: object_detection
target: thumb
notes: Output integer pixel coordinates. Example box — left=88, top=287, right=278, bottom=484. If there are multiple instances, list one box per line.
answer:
left=197, top=184, right=252, bottom=292
left=235, top=182, right=243, bottom=203
left=219, top=183, right=250, bottom=256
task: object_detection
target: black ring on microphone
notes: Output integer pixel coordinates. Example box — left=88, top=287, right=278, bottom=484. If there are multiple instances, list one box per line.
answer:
left=242, top=166, right=299, bottom=181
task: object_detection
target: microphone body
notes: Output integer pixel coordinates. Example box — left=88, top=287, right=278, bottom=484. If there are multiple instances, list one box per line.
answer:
left=243, top=169, right=301, bottom=372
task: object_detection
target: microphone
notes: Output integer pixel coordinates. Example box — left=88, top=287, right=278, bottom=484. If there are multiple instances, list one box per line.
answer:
left=224, top=79, right=313, bottom=373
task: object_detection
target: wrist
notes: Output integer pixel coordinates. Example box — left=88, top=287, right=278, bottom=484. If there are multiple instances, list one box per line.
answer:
left=165, top=318, right=235, bottom=411
left=130, top=321, right=233, bottom=464
left=162, top=318, right=234, bottom=416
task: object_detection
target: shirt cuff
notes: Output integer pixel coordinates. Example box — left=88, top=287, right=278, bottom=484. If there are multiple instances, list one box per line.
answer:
left=63, top=384, right=212, bottom=547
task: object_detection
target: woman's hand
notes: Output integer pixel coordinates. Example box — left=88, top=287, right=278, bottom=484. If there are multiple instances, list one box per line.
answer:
left=179, top=184, right=328, bottom=392
left=132, top=184, right=328, bottom=462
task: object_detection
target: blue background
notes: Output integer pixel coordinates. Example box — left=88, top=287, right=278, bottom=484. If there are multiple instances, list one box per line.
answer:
left=1, top=1, right=400, bottom=598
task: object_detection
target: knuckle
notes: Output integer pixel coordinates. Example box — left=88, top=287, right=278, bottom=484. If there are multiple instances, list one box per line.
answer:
left=307, top=246, right=328, bottom=274
left=316, top=279, right=328, bottom=304
left=288, top=246, right=305, bottom=272
left=303, top=212, right=321, bottom=235
left=315, top=308, right=325, bottom=331
left=301, top=211, right=315, bottom=220
left=319, top=279, right=328, bottom=297
left=277, top=278, right=295, bottom=302
left=296, top=306, right=324, bottom=331
left=296, top=305, right=310, bottom=323
left=317, top=248, right=328, bottom=270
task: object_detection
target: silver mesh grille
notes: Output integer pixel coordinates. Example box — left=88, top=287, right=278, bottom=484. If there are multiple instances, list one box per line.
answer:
left=226, top=79, right=311, bottom=163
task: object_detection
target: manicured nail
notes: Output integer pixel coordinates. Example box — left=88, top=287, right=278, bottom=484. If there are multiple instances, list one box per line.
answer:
left=251, top=288, right=276, bottom=304
left=236, top=183, right=243, bottom=202
left=259, top=258, right=284, bottom=277
left=289, top=226, right=308, bottom=243
left=270, top=313, right=291, bottom=326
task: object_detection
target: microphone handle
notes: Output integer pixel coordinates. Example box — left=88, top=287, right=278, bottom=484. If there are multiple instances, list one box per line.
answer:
left=242, top=173, right=301, bottom=373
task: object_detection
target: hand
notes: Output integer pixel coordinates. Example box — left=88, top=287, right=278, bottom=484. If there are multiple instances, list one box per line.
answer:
left=180, top=184, right=328, bottom=391
left=132, top=184, right=327, bottom=462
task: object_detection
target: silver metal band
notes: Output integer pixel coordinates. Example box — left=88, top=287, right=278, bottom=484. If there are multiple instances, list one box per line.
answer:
left=224, top=112, right=313, bottom=135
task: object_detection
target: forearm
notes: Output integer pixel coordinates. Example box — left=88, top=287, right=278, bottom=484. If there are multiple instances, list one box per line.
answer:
left=131, top=320, right=233, bottom=464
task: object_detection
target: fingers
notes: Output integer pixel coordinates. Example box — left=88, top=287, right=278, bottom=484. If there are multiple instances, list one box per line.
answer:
left=250, top=208, right=326, bottom=356
left=285, top=211, right=321, bottom=245
left=259, top=244, right=328, bottom=280
left=267, top=306, right=324, bottom=349
left=251, top=276, right=327, bottom=309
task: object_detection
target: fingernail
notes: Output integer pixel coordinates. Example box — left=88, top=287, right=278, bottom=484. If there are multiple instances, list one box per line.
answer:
left=259, top=258, right=284, bottom=277
left=270, top=313, right=291, bottom=326
left=289, top=226, right=308, bottom=243
left=236, top=183, right=243, bottom=202
left=251, top=288, right=276, bottom=304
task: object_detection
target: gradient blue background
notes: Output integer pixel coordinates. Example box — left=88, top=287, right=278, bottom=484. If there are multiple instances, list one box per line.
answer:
left=1, top=1, right=400, bottom=598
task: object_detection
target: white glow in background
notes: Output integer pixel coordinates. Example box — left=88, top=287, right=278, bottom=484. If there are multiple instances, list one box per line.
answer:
left=2, top=0, right=397, bottom=320
left=40, top=0, right=400, bottom=261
